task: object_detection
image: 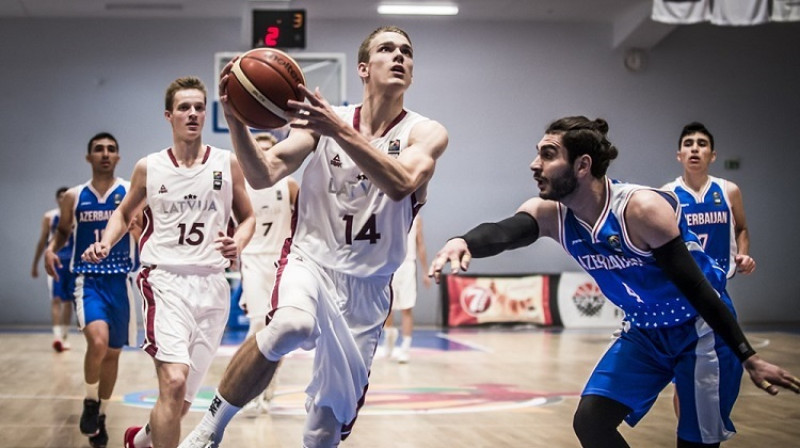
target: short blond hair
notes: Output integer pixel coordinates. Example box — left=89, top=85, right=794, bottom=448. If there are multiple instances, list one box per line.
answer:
left=164, top=76, right=207, bottom=111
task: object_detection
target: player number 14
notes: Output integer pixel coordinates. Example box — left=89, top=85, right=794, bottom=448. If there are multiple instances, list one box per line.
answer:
left=343, top=214, right=381, bottom=244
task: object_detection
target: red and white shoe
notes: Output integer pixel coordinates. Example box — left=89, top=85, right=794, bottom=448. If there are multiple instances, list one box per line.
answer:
left=124, top=426, right=150, bottom=448
left=52, top=340, right=64, bottom=353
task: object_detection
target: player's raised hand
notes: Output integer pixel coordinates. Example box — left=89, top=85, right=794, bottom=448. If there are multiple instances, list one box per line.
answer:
left=82, top=242, right=110, bottom=264
left=428, top=238, right=472, bottom=284
left=743, top=354, right=800, bottom=395
left=287, top=85, right=347, bottom=136
left=215, top=231, right=239, bottom=261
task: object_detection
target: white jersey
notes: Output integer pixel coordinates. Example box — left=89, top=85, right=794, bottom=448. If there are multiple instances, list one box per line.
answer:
left=290, top=105, right=428, bottom=277
left=772, top=0, right=800, bottom=21
left=652, top=0, right=710, bottom=24
left=242, top=177, right=292, bottom=255
left=404, top=215, right=420, bottom=262
left=140, top=146, right=233, bottom=273
left=709, top=0, right=768, bottom=25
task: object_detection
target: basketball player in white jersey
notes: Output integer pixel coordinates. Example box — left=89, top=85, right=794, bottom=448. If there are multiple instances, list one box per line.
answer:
left=380, top=214, right=429, bottom=363
left=81, top=76, right=254, bottom=448
left=663, top=122, right=755, bottom=418
left=179, top=26, right=448, bottom=448
left=239, top=131, right=298, bottom=415
left=32, top=186, right=75, bottom=352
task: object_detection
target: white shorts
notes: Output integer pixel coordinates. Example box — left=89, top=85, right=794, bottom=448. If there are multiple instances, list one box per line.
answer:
left=137, top=267, right=230, bottom=402
left=390, top=260, right=417, bottom=310
left=275, top=250, right=391, bottom=426
left=240, top=252, right=280, bottom=319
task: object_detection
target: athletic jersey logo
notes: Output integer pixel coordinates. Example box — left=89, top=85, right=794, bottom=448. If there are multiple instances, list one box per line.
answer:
left=159, top=184, right=168, bottom=194
left=713, top=191, right=722, bottom=205
left=213, top=171, right=222, bottom=190
left=113, top=193, right=123, bottom=206
left=388, top=139, right=401, bottom=155
left=330, top=154, right=342, bottom=167
left=276, top=190, right=283, bottom=201
left=607, top=235, right=622, bottom=252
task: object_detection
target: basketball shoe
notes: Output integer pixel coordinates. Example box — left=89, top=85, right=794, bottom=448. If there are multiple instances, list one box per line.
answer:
left=80, top=398, right=101, bottom=435
left=88, top=414, right=108, bottom=448
left=177, top=428, right=220, bottom=448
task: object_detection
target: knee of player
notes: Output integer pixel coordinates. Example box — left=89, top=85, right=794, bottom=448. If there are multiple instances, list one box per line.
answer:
left=158, top=370, right=188, bottom=399
left=271, top=308, right=316, bottom=341
left=256, top=307, right=317, bottom=361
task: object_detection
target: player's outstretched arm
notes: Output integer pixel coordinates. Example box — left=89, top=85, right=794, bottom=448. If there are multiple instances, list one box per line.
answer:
left=629, top=190, right=799, bottom=395
left=219, top=59, right=315, bottom=189
left=288, top=85, right=449, bottom=201
left=83, top=159, right=147, bottom=263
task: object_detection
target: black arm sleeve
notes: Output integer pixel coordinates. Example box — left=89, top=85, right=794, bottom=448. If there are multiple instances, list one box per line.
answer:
left=653, top=236, right=755, bottom=362
left=459, top=212, right=540, bottom=258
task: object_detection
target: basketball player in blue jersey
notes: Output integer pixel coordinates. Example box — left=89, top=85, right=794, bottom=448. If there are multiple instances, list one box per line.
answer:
left=45, top=132, right=137, bottom=448
left=180, top=26, right=448, bottom=448
left=664, top=122, right=754, bottom=278
left=31, top=186, right=76, bottom=352
left=429, top=116, right=799, bottom=448
left=663, top=122, right=756, bottom=417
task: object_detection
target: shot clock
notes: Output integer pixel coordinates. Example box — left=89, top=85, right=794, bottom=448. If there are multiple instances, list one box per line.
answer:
left=251, top=9, right=306, bottom=49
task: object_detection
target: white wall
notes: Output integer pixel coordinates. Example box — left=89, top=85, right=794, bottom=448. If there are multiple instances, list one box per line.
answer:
left=2, top=17, right=798, bottom=325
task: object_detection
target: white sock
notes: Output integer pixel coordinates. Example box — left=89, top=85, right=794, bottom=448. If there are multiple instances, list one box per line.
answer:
left=99, top=399, right=109, bottom=415
left=62, top=326, right=69, bottom=341
left=53, top=325, right=61, bottom=340
left=198, top=391, right=241, bottom=435
left=85, top=382, right=100, bottom=401
left=401, top=336, right=412, bottom=351
left=133, top=423, right=152, bottom=447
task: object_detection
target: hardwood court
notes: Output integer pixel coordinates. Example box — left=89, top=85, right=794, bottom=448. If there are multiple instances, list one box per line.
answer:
left=0, top=326, right=798, bottom=447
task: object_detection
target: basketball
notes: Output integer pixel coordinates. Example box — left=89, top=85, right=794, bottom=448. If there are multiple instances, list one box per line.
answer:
left=226, top=48, right=306, bottom=130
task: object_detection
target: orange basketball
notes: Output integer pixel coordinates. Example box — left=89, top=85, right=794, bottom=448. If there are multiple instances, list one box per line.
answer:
left=226, top=48, right=305, bottom=130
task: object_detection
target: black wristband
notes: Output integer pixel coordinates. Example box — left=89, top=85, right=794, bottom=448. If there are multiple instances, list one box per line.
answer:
left=460, top=212, right=540, bottom=258
left=653, top=236, right=756, bottom=362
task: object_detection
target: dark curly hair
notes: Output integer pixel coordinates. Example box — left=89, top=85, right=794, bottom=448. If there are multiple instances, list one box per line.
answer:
left=545, top=116, right=618, bottom=178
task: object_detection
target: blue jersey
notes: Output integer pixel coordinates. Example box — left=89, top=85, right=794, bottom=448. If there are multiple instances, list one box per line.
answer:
left=70, top=179, right=135, bottom=275
left=49, top=212, right=74, bottom=261
left=663, top=176, right=737, bottom=278
left=557, top=178, right=729, bottom=329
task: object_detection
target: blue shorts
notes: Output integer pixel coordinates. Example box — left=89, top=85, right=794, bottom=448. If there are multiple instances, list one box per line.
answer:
left=583, top=314, right=742, bottom=444
left=49, top=261, right=75, bottom=301
left=74, top=273, right=132, bottom=349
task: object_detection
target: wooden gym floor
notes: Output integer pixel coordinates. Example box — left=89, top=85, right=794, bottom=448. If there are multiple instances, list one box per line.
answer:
left=0, top=325, right=798, bottom=447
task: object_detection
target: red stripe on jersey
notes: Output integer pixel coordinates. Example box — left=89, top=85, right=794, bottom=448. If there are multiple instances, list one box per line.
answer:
left=352, top=106, right=408, bottom=137
left=201, top=145, right=211, bottom=164
left=136, top=267, right=159, bottom=357
left=167, top=148, right=179, bottom=167
left=268, top=189, right=300, bottom=319
left=139, top=206, right=155, bottom=253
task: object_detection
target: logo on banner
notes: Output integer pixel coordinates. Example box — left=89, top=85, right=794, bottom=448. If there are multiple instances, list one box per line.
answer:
left=572, top=282, right=605, bottom=317
left=460, top=284, right=493, bottom=316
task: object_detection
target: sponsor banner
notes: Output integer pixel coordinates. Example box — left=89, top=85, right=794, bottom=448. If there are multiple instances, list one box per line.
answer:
left=557, top=272, right=624, bottom=328
left=445, top=274, right=552, bottom=327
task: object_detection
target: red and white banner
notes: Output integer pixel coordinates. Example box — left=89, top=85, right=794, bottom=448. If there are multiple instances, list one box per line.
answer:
left=445, top=274, right=552, bottom=327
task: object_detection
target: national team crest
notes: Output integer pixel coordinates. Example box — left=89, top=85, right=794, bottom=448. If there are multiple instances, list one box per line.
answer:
left=213, top=171, right=222, bottom=190
left=276, top=190, right=283, bottom=201
left=713, top=191, right=722, bottom=205
left=607, top=235, right=622, bottom=252
left=113, top=193, right=123, bottom=206
left=388, top=139, right=401, bottom=156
